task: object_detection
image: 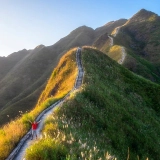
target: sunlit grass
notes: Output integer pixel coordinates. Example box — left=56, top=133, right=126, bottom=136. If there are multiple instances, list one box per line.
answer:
left=0, top=120, right=26, bottom=159
left=107, top=45, right=123, bottom=62
left=37, top=48, right=78, bottom=104
left=148, top=14, right=157, bottom=22
left=25, top=109, right=117, bottom=160
left=25, top=47, right=160, bottom=160
left=111, top=27, right=120, bottom=37
left=0, top=48, right=78, bottom=160
left=25, top=138, right=68, bottom=160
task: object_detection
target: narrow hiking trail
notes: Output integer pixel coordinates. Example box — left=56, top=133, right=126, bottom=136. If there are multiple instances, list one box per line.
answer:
left=118, top=47, right=126, bottom=64
left=112, top=26, right=120, bottom=37
left=108, top=35, right=113, bottom=46
left=6, top=48, right=84, bottom=160
left=108, top=26, right=126, bottom=64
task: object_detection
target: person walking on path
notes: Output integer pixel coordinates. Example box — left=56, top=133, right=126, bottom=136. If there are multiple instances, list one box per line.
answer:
left=28, top=120, right=41, bottom=140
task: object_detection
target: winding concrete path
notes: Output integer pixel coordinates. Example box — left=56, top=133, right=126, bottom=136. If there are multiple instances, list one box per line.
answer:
left=6, top=47, right=84, bottom=160
left=118, top=47, right=126, bottom=64
left=108, top=35, right=113, bottom=46
left=112, top=26, right=120, bottom=37
left=108, top=26, right=126, bottom=64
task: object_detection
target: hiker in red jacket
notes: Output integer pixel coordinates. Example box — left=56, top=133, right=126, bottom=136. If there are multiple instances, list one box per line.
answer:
left=29, top=120, right=41, bottom=140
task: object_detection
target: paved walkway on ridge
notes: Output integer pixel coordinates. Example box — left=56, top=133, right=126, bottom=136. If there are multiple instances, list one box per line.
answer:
left=6, top=47, right=84, bottom=160
left=112, top=26, right=120, bottom=37
left=118, top=47, right=126, bottom=64
left=108, top=35, right=113, bottom=46
left=108, top=26, right=126, bottom=64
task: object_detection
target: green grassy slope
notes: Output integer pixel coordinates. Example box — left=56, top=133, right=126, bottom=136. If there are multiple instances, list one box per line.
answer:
left=95, top=19, right=127, bottom=38
left=116, top=9, right=160, bottom=80
left=26, top=47, right=160, bottom=160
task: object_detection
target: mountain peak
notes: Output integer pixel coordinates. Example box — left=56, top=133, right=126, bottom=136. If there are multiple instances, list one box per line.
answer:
left=35, top=44, right=45, bottom=49
left=70, top=25, right=94, bottom=35
left=137, top=8, right=157, bottom=16
left=103, top=21, right=114, bottom=26
left=127, top=9, right=158, bottom=24
left=138, top=8, right=151, bottom=13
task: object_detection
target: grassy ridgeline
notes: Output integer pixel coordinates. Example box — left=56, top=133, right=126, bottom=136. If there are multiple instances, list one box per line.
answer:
left=0, top=48, right=77, bottom=160
left=26, top=47, right=160, bottom=160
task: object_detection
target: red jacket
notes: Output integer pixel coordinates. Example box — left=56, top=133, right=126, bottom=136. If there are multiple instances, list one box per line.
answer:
left=32, top=122, right=38, bottom=130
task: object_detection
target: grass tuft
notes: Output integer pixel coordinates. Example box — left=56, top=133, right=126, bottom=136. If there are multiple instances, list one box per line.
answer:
left=25, top=138, right=68, bottom=160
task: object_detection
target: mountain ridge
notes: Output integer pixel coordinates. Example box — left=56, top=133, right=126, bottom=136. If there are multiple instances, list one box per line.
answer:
left=0, top=8, right=160, bottom=127
left=1, top=8, right=160, bottom=160
left=127, top=8, right=159, bottom=24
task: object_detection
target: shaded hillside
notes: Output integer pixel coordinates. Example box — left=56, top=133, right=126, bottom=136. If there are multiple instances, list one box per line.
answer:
left=26, top=47, right=160, bottom=160
left=51, top=26, right=95, bottom=50
left=120, top=9, right=160, bottom=63
left=93, top=32, right=110, bottom=50
left=94, top=9, right=160, bottom=84
left=95, top=19, right=127, bottom=38
left=92, top=19, right=127, bottom=51
left=85, top=19, right=127, bottom=49
left=0, top=26, right=95, bottom=126
left=0, top=49, right=30, bottom=81
left=114, top=9, right=160, bottom=83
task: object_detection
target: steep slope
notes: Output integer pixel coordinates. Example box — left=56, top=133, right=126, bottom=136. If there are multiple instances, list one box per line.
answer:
left=118, top=9, right=160, bottom=63
left=0, top=48, right=78, bottom=160
left=94, top=9, right=160, bottom=84
left=93, top=32, right=110, bottom=50
left=114, top=9, right=160, bottom=83
left=0, top=26, right=94, bottom=126
left=25, top=47, right=160, bottom=160
left=36, top=48, right=78, bottom=105
left=95, top=19, right=127, bottom=38
left=0, top=49, right=30, bottom=81
left=92, top=19, right=127, bottom=50
left=51, top=26, right=95, bottom=50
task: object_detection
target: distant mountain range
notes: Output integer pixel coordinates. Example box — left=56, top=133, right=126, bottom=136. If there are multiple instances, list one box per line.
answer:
left=1, top=8, right=160, bottom=126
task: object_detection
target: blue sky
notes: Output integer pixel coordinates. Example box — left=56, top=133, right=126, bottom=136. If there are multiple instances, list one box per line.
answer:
left=0, top=0, right=159, bottom=56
